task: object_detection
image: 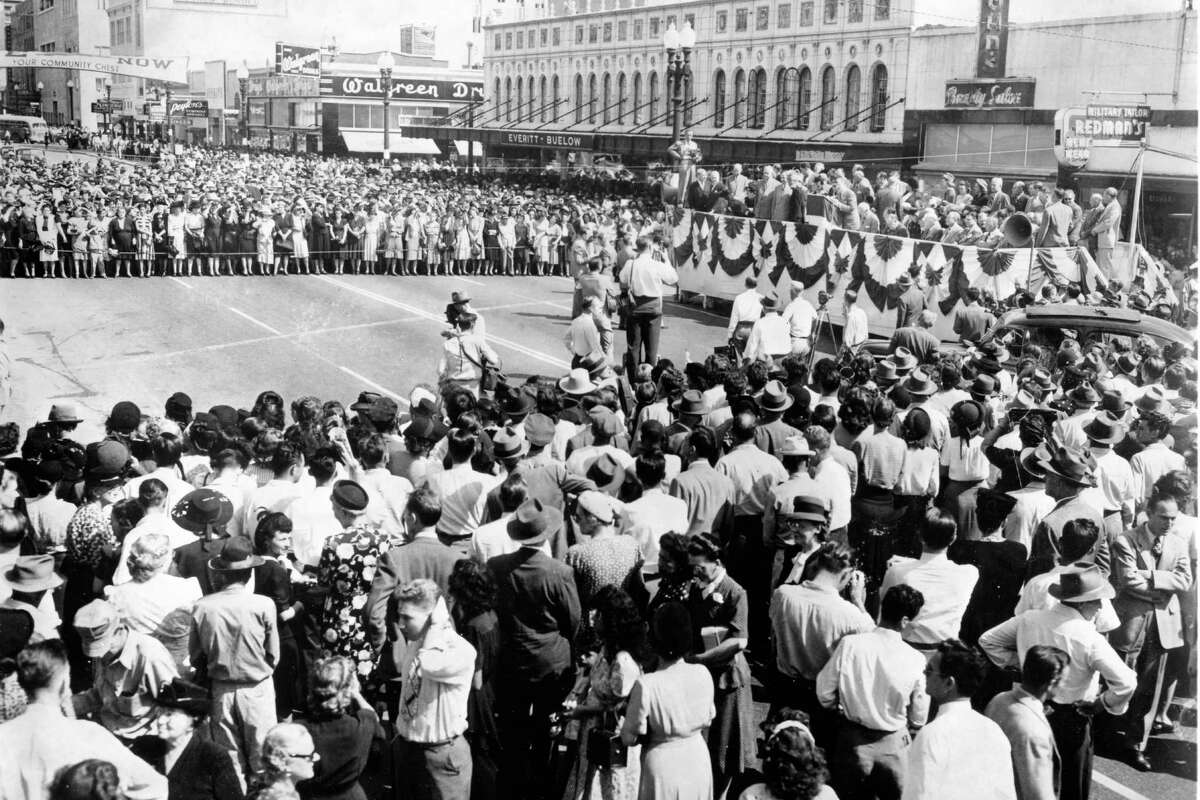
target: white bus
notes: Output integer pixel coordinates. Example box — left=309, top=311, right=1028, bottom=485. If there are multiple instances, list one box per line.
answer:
left=0, top=114, right=49, bottom=143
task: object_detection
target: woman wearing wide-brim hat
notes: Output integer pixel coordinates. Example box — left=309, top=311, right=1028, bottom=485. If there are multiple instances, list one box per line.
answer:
left=170, top=488, right=234, bottom=595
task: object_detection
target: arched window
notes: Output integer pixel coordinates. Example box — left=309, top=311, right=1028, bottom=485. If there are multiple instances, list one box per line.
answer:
left=515, top=78, right=523, bottom=122
left=819, top=65, right=835, bottom=130
left=493, top=77, right=501, bottom=120
left=648, top=72, right=659, bottom=125
left=602, top=73, right=611, bottom=123
left=713, top=69, right=727, bottom=128
left=551, top=75, right=560, bottom=121
left=632, top=73, right=643, bottom=124
left=588, top=74, right=598, bottom=122
left=797, top=67, right=812, bottom=129
left=844, top=64, right=861, bottom=131
left=733, top=68, right=747, bottom=127
left=539, top=76, right=548, bottom=122
left=870, top=63, right=888, bottom=132
left=617, top=73, right=627, bottom=123
left=505, top=77, right=513, bottom=121
left=574, top=74, right=584, bottom=123
left=528, top=76, right=536, bottom=122
left=748, top=67, right=767, bottom=128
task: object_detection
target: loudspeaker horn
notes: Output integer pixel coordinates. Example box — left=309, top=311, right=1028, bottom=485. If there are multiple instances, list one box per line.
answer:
left=1001, top=213, right=1034, bottom=248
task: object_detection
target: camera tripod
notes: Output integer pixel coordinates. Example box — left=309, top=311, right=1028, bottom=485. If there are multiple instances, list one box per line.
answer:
left=807, top=299, right=842, bottom=371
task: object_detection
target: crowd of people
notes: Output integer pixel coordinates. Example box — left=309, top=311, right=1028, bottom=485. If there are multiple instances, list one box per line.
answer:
left=0, top=144, right=670, bottom=280
left=0, top=228, right=1196, bottom=800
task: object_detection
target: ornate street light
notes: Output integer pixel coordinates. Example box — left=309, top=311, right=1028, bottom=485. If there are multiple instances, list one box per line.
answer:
left=377, top=51, right=396, bottom=162
left=236, top=63, right=250, bottom=147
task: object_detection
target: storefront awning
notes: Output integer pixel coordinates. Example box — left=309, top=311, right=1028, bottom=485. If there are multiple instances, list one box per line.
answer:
left=339, top=130, right=440, bottom=155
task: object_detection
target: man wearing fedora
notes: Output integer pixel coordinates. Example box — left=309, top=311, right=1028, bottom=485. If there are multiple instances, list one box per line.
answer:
left=744, top=294, right=791, bottom=365
left=71, top=598, right=179, bottom=741
left=0, top=553, right=62, bottom=641
left=980, top=565, right=1137, bottom=800
left=1027, top=447, right=1106, bottom=579
left=1053, top=383, right=1101, bottom=452
left=487, top=498, right=580, bottom=800
left=190, top=536, right=279, bottom=781
left=894, top=271, right=925, bottom=330
left=952, top=287, right=995, bottom=345
left=1082, top=412, right=1136, bottom=540
left=1109, top=489, right=1192, bottom=771
left=755, top=380, right=802, bottom=456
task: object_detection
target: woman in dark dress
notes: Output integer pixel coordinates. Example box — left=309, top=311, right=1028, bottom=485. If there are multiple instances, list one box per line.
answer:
left=948, top=488, right=1027, bottom=646
left=253, top=512, right=305, bottom=719
left=309, top=202, right=331, bottom=274
left=132, top=678, right=244, bottom=800
left=648, top=532, right=692, bottom=614
left=238, top=203, right=258, bottom=276
left=447, top=558, right=502, bottom=800
left=297, top=656, right=385, bottom=800
left=684, top=533, right=756, bottom=799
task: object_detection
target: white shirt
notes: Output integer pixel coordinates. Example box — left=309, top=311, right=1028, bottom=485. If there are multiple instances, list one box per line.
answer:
left=124, top=466, right=193, bottom=513
left=427, top=463, right=502, bottom=538
left=786, top=459, right=852, bottom=531
left=816, top=626, right=929, bottom=732
left=843, top=305, right=870, bottom=349
left=105, top=573, right=203, bottom=673
left=243, top=477, right=307, bottom=538
left=939, top=435, right=990, bottom=482
left=782, top=295, right=816, bottom=340
left=1091, top=446, right=1135, bottom=515
left=621, top=488, right=688, bottom=570
left=902, top=699, right=1016, bottom=800
left=1053, top=409, right=1098, bottom=453
left=893, top=447, right=940, bottom=498
left=1130, top=441, right=1185, bottom=504
left=1013, top=564, right=1120, bottom=634
left=204, top=470, right=255, bottom=539
left=728, top=289, right=763, bottom=335
left=359, top=467, right=414, bottom=538
left=285, top=485, right=341, bottom=568
left=470, top=513, right=552, bottom=562
left=0, top=703, right=168, bottom=800
left=111, top=512, right=195, bottom=585
left=978, top=604, right=1137, bottom=712
left=744, top=313, right=792, bottom=362
left=23, top=493, right=76, bottom=549
left=925, top=389, right=971, bottom=420
left=879, top=552, right=979, bottom=645
left=618, top=252, right=678, bottom=298
left=1003, top=485, right=1055, bottom=548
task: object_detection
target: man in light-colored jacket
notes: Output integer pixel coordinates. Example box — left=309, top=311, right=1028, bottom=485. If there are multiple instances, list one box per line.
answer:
left=986, top=645, right=1067, bottom=800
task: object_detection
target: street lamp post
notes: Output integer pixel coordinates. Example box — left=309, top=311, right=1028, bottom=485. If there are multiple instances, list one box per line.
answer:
left=0, top=82, right=7, bottom=114
left=663, top=21, right=695, bottom=146
left=36, top=80, right=44, bottom=119
left=103, top=77, right=113, bottom=133
left=377, top=51, right=395, bottom=163
left=65, top=79, right=74, bottom=124
left=236, top=64, right=250, bottom=148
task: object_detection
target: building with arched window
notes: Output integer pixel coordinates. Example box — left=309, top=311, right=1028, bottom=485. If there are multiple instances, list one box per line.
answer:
left=430, top=0, right=912, bottom=169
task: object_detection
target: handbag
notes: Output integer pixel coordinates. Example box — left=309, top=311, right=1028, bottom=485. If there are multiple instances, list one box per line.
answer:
left=585, top=710, right=628, bottom=769
left=460, top=339, right=505, bottom=393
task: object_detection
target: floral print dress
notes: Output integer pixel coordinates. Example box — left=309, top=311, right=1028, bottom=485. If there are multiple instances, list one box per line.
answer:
left=316, top=524, right=390, bottom=679
left=562, top=650, right=642, bottom=800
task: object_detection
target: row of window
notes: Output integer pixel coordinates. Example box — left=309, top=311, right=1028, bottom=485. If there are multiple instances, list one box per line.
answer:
left=488, top=63, right=888, bottom=132
left=491, top=0, right=888, bottom=52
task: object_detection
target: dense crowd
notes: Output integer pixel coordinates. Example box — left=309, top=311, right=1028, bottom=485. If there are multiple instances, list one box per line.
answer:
left=0, top=231, right=1196, bottom=800
left=0, top=145, right=668, bottom=280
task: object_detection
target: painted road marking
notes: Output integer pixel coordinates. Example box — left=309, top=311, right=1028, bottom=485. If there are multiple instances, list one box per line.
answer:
left=339, top=366, right=411, bottom=405
left=317, top=276, right=570, bottom=370
left=227, top=306, right=282, bottom=336
left=168, top=277, right=194, bottom=290
left=1092, top=771, right=1151, bottom=800
left=456, top=277, right=486, bottom=287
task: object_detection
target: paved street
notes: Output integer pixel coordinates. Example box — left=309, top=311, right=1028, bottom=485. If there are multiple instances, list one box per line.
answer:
left=1, top=273, right=1196, bottom=800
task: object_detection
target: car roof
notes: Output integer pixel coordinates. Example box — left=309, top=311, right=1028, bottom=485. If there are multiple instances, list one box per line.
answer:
left=994, top=303, right=1192, bottom=344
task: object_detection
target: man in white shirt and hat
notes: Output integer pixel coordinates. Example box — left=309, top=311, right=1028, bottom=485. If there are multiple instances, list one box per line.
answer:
left=979, top=565, right=1137, bottom=800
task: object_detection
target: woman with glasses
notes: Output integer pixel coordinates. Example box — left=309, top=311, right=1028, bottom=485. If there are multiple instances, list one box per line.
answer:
left=248, top=723, right=320, bottom=800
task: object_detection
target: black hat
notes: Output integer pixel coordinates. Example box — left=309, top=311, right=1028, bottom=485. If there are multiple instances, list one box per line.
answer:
left=166, top=392, right=193, bottom=411
left=331, top=479, right=369, bottom=512
left=350, top=391, right=382, bottom=412
left=107, top=400, right=141, bottom=434
left=156, top=678, right=211, bottom=717
left=502, top=391, right=536, bottom=419
left=171, top=489, right=234, bottom=533
left=507, top=498, right=563, bottom=544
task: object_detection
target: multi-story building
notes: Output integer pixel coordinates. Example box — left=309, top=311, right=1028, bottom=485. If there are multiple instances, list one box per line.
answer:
left=29, top=0, right=109, bottom=127
left=904, top=7, right=1196, bottom=254
left=470, top=0, right=910, bottom=169
left=6, top=0, right=36, bottom=114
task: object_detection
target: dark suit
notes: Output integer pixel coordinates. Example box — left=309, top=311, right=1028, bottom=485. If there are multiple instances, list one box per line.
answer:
left=364, top=535, right=464, bottom=661
left=687, top=181, right=715, bottom=212
left=488, top=547, right=581, bottom=799
left=888, top=326, right=940, bottom=364
left=953, top=302, right=994, bottom=343
left=895, top=286, right=926, bottom=329
left=753, top=178, right=787, bottom=220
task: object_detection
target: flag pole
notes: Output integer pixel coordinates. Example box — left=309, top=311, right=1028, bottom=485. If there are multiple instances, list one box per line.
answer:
left=1126, top=141, right=1146, bottom=282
